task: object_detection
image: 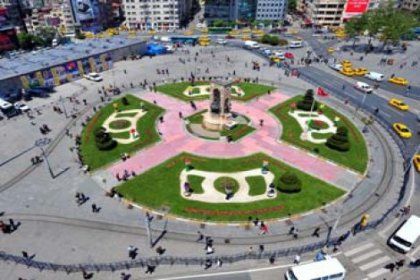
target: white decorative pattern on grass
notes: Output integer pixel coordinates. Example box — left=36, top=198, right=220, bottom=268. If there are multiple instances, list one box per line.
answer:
left=183, top=85, right=245, bottom=97
left=102, top=109, right=147, bottom=144
left=180, top=168, right=276, bottom=203
left=288, top=110, right=337, bottom=144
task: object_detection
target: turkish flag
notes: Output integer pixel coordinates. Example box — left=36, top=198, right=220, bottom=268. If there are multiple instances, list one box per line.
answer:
left=317, top=87, right=329, bottom=97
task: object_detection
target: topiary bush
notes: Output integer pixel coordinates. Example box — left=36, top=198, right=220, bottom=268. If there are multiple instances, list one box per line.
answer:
left=297, top=89, right=318, bottom=111
left=326, top=126, right=350, bottom=151
left=94, top=127, right=117, bottom=150
left=278, top=172, right=302, bottom=193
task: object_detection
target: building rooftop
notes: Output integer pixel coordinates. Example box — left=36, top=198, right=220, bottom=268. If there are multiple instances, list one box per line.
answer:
left=0, top=36, right=146, bottom=80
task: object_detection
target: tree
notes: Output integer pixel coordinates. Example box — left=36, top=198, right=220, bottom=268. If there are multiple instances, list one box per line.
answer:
left=344, top=14, right=367, bottom=48
left=297, top=89, right=317, bottom=111
left=278, top=172, right=302, bottom=193
left=288, top=0, right=297, bottom=12
left=94, top=127, right=117, bottom=151
left=212, top=19, right=226, bottom=28
left=380, top=9, right=416, bottom=48
left=36, top=26, right=57, bottom=46
left=326, top=126, right=350, bottom=152
left=17, top=32, right=34, bottom=50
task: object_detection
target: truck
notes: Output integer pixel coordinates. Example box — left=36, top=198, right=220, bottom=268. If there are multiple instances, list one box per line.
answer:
left=244, top=40, right=260, bottom=49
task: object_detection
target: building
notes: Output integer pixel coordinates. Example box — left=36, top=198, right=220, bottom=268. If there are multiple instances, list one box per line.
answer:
left=0, top=6, right=19, bottom=53
left=255, top=0, right=287, bottom=21
left=122, top=0, right=192, bottom=31
left=0, top=0, right=26, bottom=30
left=401, top=0, right=418, bottom=10
left=204, top=0, right=287, bottom=23
left=298, top=0, right=345, bottom=26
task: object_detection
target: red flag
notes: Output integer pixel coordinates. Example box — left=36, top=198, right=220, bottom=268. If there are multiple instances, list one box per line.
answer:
left=317, top=87, right=329, bottom=97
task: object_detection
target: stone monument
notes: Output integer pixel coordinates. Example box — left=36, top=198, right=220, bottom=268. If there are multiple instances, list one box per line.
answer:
left=203, top=81, right=236, bottom=131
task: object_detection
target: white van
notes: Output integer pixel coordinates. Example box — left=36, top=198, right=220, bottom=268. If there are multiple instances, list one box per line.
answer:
left=365, top=72, right=385, bottom=82
left=355, top=81, right=373, bottom=94
left=285, top=258, right=346, bottom=280
left=289, top=40, right=303, bottom=48
left=388, top=215, right=420, bottom=253
left=244, top=40, right=260, bottom=49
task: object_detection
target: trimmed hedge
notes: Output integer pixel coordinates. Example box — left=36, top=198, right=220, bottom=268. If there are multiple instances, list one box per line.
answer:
left=297, top=89, right=318, bottom=111
left=326, top=126, right=350, bottom=152
left=94, top=127, right=117, bottom=151
left=278, top=172, right=302, bottom=193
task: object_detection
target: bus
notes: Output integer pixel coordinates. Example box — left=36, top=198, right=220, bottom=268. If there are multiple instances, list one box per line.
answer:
left=285, top=258, right=346, bottom=280
left=0, top=98, right=19, bottom=118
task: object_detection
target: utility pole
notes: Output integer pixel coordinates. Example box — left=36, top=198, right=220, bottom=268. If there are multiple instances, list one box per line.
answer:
left=59, top=96, right=68, bottom=118
left=35, top=138, right=54, bottom=179
left=145, top=215, right=153, bottom=248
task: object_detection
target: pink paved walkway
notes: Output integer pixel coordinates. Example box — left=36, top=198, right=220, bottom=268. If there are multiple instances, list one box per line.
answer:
left=107, top=92, right=359, bottom=189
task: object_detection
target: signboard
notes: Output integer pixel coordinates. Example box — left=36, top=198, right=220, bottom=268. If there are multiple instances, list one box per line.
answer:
left=343, top=0, right=370, bottom=19
left=71, top=0, right=100, bottom=22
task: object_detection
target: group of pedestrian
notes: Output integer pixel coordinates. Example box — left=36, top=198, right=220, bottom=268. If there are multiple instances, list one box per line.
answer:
left=385, top=259, right=405, bottom=272
left=75, top=192, right=89, bottom=206
left=39, top=123, right=51, bottom=135
left=30, top=155, right=43, bottom=165
left=251, top=217, right=269, bottom=235
left=115, top=169, right=136, bottom=181
left=156, top=69, right=170, bottom=75
left=289, top=226, right=299, bottom=239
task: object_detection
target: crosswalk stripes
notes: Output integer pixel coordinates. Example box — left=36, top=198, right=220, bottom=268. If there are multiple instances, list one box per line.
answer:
left=344, top=242, right=393, bottom=279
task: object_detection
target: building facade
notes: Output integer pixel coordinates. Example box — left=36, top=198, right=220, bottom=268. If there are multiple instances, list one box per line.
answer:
left=401, top=0, right=418, bottom=10
left=122, top=0, right=192, bottom=31
left=0, top=0, right=26, bottom=30
left=255, top=0, right=287, bottom=21
left=299, top=0, right=346, bottom=26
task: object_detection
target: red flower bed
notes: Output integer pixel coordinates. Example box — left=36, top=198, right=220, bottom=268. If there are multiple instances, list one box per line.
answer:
left=184, top=205, right=285, bottom=217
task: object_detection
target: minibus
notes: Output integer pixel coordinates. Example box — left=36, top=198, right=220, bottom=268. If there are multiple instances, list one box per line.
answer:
left=285, top=258, right=346, bottom=280
left=388, top=215, right=420, bottom=253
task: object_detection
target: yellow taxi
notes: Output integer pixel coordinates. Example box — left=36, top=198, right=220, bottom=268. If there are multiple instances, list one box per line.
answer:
left=340, top=67, right=354, bottom=76
left=341, top=60, right=352, bottom=68
left=183, top=30, right=193, bottom=36
left=270, top=56, right=281, bottom=63
left=147, top=29, right=156, bottom=35
left=393, top=123, right=412, bottom=139
left=413, top=154, right=420, bottom=172
left=389, top=77, right=409, bottom=86
left=353, top=68, right=368, bottom=76
left=327, top=47, right=335, bottom=54
left=241, top=35, right=251, bottom=41
left=389, top=98, right=410, bottom=111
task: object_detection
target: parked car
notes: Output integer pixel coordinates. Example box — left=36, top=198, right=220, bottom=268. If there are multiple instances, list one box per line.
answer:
left=393, top=123, right=412, bottom=139
left=329, top=63, right=343, bottom=71
left=413, top=154, right=420, bottom=172
left=14, top=102, right=30, bottom=112
left=388, top=98, right=409, bottom=111
left=354, top=81, right=373, bottom=93
left=84, top=72, right=103, bottom=82
left=216, top=38, right=227, bottom=45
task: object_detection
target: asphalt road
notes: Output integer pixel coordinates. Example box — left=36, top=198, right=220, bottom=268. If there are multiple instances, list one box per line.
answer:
left=298, top=66, right=419, bottom=156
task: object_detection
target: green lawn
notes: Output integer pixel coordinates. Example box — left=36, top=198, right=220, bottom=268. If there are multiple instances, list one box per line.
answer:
left=214, top=177, right=240, bottom=194
left=187, top=175, right=205, bottom=194
left=269, top=96, right=368, bottom=173
left=246, top=176, right=266, bottom=196
left=116, top=153, right=344, bottom=222
left=80, top=95, right=164, bottom=170
left=156, top=81, right=276, bottom=102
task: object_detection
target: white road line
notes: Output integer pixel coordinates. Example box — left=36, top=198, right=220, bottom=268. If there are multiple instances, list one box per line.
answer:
left=344, top=243, right=374, bottom=257
left=367, top=268, right=389, bottom=279
left=158, top=253, right=343, bottom=280
left=380, top=111, right=391, bottom=118
left=359, top=256, right=390, bottom=271
left=352, top=249, right=382, bottom=263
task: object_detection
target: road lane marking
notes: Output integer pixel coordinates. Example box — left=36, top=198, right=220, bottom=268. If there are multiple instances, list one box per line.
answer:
left=367, top=268, right=389, bottom=279
left=352, top=249, right=382, bottom=263
left=344, top=243, right=374, bottom=257
left=359, top=256, right=390, bottom=271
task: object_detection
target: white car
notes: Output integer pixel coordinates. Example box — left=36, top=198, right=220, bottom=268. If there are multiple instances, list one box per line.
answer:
left=354, top=81, right=373, bottom=93
left=216, top=38, right=227, bottom=45
left=329, top=63, right=343, bottom=71
left=273, top=51, right=285, bottom=59
left=84, top=72, right=103, bottom=82
left=14, top=102, right=30, bottom=112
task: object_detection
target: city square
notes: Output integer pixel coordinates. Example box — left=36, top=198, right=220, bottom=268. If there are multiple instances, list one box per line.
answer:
left=0, top=1, right=420, bottom=280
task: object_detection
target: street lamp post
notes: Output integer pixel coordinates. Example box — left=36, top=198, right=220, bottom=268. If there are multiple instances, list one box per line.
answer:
left=35, top=138, right=54, bottom=179
left=59, top=96, right=68, bottom=118
left=144, top=215, right=153, bottom=248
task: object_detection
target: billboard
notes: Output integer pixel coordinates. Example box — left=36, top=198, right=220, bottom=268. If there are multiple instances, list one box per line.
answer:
left=71, top=0, right=100, bottom=22
left=343, top=0, right=370, bottom=19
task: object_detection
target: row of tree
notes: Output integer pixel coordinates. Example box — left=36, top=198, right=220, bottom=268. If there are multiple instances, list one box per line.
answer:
left=344, top=2, right=419, bottom=48
left=17, top=27, right=60, bottom=50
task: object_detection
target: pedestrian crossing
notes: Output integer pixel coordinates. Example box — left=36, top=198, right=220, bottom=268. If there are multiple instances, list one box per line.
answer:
left=344, top=242, right=392, bottom=279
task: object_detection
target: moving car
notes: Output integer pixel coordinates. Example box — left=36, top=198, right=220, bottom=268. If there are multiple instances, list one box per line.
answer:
left=353, top=67, right=368, bottom=76
left=388, top=215, right=420, bottom=253
left=413, top=154, right=420, bottom=172
left=389, top=98, right=409, bottom=111
left=389, top=77, right=409, bottom=86
left=84, top=72, right=103, bottom=82
left=285, top=258, right=346, bottom=280
left=216, top=38, right=227, bottom=45
left=329, top=63, right=343, bottom=71
left=289, top=40, right=303, bottom=48
left=354, top=81, right=373, bottom=93
left=14, top=102, right=30, bottom=112
left=365, top=72, right=385, bottom=81
left=243, top=40, right=259, bottom=49
left=340, top=67, right=354, bottom=76
left=327, top=47, right=335, bottom=53
left=393, top=123, right=412, bottom=139
left=273, top=51, right=285, bottom=59
left=270, top=56, right=281, bottom=63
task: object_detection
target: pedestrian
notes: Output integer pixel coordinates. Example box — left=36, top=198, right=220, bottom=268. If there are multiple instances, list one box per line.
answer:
left=145, top=264, right=156, bottom=274
left=216, top=258, right=223, bottom=267
left=179, top=111, right=183, bottom=119
left=293, top=228, right=299, bottom=239
left=385, top=262, right=395, bottom=272
left=253, top=217, right=260, bottom=226
left=204, top=259, right=212, bottom=269
left=120, top=272, right=131, bottom=280
left=9, top=219, right=16, bottom=231
left=127, top=245, right=138, bottom=259
left=259, top=119, right=264, bottom=127
left=82, top=270, right=94, bottom=279
left=312, top=227, right=320, bottom=238
left=269, top=255, right=275, bottom=264
left=156, top=246, right=165, bottom=255
left=91, top=204, right=100, bottom=213
left=289, top=226, right=295, bottom=235
left=294, top=254, right=301, bottom=264
left=83, top=99, right=87, bottom=105
left=123, top=69, right=127, bottom=74
left=248, top=246, right=254, bottom=254
left=259, top=244, right=265, bottom=252
left=260, top=222, right=269, bottom=235
left=206, top=245, right=214, bottom=254
left=395, top=259, right=405, bottom=269
left=342, top=84, right=346, bottom=90
left=196, top=231, right=204, bottom=242
left=159, top=116, right=164, bottom=123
